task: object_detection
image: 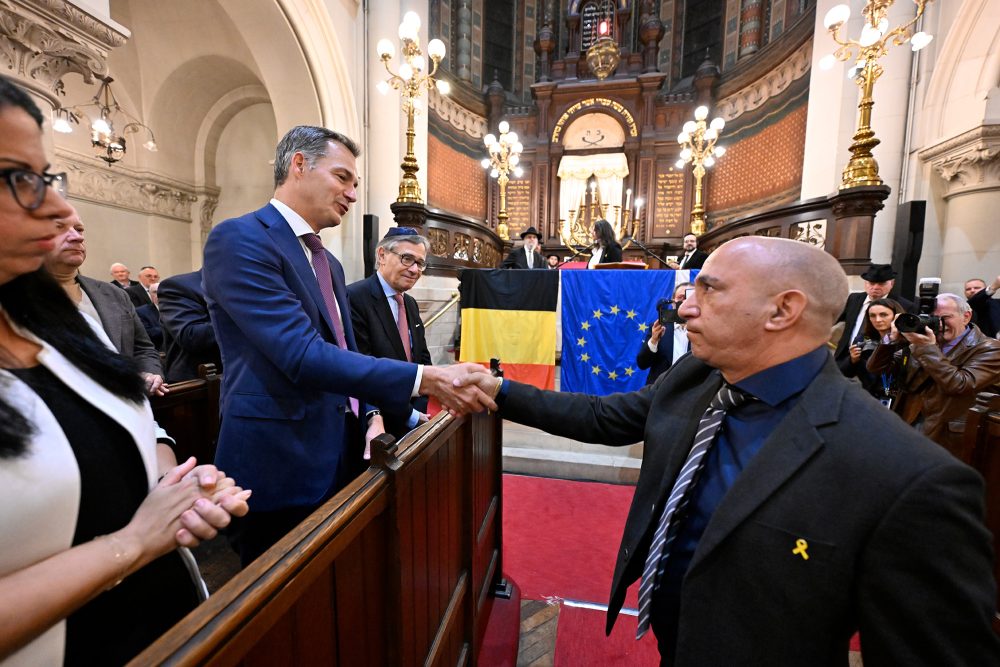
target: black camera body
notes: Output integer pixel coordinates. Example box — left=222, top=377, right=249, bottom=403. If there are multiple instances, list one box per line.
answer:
left=657, top=298, right=679, bottom=327
left=852, top=334, right=879, bottom=354
left=895, top=279, right=942, bottom=336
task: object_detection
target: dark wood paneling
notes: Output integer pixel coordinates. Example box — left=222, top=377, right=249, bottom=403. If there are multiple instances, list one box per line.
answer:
left=129, top=412, right=502, bottom=666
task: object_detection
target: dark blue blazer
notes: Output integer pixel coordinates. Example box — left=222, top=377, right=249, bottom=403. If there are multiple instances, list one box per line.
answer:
left=158, top=269, right=221, bottom=383
left=636, top=327, right=687, bottom=385
left=203, top=204, right=417, bottom=511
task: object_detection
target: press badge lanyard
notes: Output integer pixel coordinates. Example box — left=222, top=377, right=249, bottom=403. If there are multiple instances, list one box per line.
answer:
left=880, top=372, right=893, bottom=409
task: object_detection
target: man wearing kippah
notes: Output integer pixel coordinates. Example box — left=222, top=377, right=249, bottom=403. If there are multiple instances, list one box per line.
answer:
left=348, top=227, right=433, bottom=439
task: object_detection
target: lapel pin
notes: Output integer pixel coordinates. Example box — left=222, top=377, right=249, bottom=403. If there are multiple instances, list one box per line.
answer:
left=792, top=538, right=809, bottom=560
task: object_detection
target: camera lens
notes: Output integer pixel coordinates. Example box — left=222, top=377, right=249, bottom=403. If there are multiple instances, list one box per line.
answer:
left=895, top=313, right=922, bottom=333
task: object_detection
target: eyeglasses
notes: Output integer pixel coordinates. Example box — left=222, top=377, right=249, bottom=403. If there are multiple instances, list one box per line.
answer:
left=1, top=168, right=68, bottom=211
left=388, top=249, right=426, bottom=270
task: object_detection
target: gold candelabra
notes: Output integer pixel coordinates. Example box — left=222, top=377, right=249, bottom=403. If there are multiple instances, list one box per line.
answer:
left=376, top=12, right=450, bottom=203
left=821, top=1, right=934, bottom=189
left=559, top=184, right=638, bottom=256
left=675, top=106, right=725, bottom=236
left=481, top=120, right=524, bottom=241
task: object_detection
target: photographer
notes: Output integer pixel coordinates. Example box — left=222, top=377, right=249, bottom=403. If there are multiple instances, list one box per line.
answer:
left=839, top=298, right=904, bottom=402
left=868, top=291, right=1000, bottom=448
left=636, top=282, right=691, bottom=384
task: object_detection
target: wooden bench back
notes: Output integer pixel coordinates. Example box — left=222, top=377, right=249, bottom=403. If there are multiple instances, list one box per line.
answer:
left=129, top=411, right=503, bottom=666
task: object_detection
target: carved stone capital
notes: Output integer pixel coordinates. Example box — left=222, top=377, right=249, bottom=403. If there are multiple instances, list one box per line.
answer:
left=919, top=124, right=1000, bottom=199
left=0, top=0, right=129, bottom=101
left=55, top=148, right=205, bottom=222
left=195, top=188, right=221, bottom=248
left=429, top=87, right=488, bottom=140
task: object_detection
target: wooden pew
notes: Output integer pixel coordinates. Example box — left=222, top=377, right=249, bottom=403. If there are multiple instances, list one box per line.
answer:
left=961, top=391, right=1000, bottom=632
left=150, top=364, right=221, bottom=465
left=129, top=410, right=505, bottom=666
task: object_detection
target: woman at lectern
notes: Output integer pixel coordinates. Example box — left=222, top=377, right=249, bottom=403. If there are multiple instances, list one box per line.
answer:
left=588, top=218, right=622, bottom=268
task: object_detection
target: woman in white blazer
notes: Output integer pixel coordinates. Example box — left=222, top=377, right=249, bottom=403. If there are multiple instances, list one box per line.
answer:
left=0, top=78, right=250, bottom=665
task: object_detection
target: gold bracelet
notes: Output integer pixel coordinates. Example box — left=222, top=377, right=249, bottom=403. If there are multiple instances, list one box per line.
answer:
left=99, top=534, right=130, bottom=590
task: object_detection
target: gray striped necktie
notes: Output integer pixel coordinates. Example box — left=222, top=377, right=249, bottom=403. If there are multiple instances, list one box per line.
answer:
left=635, top=383, right=755, bottom=639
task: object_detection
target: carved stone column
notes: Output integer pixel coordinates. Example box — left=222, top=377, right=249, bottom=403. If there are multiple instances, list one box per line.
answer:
left=919, top=124, right=1000, bottom=282
left=534, top=15, right=555, bottom=83
left=0, top=0, right=128, bottom=106
left=739, top=0, right=763, bottom=58
left=638, top=1, right=665, bottom=74
left=456, top=0, right=472, bottom=81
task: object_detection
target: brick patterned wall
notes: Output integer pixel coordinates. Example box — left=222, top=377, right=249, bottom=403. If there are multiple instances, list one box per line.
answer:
left=705, top=98, right=807, bottom=214
left=428, top=134, right=487, bottom=220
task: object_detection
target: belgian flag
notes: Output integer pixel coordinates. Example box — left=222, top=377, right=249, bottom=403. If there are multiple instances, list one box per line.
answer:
left=459, top=269, right=559, bottom=390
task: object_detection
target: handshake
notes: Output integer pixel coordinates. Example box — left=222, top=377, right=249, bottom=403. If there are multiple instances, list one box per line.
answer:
left=418, top=363, right=505, bottom=416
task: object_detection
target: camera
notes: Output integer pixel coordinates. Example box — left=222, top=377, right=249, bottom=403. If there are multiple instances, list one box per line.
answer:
left=895, top=278, right=942, bottom=336
left=657, top=298, right=682, bottom=327
left=852, top=334, right=879, bottom=354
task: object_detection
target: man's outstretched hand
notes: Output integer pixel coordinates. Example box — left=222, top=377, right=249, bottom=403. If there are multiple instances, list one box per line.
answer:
left=419, top=363, right=498, bottom=416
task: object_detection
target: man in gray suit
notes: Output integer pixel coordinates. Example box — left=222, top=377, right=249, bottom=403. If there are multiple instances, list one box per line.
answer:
left=44, top=208, right=167, bottom=396
left=458, top=237, right=999, bottom=664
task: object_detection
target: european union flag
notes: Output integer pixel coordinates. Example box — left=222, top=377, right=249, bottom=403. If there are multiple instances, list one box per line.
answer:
left=561, top=270, right=696, bottom=395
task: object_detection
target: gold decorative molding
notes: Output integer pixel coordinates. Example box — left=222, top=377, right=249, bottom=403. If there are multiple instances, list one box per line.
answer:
left=428, top=87, right=487, bottom=140
left=54, top=148, right=213, bottom=223
left=919, top=124, right=1000, bottom=199
left=0, top=0, right=128, bottom=99
left=551, top=98, right=638, bottom=144
left=715, top=39, right=811, bottom=122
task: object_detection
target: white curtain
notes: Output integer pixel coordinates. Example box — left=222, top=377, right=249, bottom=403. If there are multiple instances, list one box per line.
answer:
left=557, top=153, right=629, bottom=239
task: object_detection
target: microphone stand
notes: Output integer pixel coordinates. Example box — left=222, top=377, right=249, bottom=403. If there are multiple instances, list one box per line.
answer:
left=623, top=236, right=670, bottom=267
left=556, top=244, right=593, bottom=268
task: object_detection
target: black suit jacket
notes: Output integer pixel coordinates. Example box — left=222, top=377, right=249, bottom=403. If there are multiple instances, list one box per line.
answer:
left=501, top=246, right=545, bottom=269
left=347, top=273, right=431, bottom=438
left=126, top=283, right=154, bottom=309
left=595, top=241, right=623, bottom=264
left=834, top=292, right=915, bottom=366
left=110, top=278, right=140, bottom=290
left=969, top=289, right=1000, bottom=338
left=678, top=249, right=707, bottom=270
left=636, top=327, right=686, bottom=385
left=500, top=354, right=999, bottom=664
left=158, top=270, right=222, bottom=383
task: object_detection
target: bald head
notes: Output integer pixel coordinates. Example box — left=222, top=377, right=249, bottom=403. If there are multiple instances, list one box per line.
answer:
left=725, top=237, right=847, bottom=333
left=679, top=237, right=848, bottom=381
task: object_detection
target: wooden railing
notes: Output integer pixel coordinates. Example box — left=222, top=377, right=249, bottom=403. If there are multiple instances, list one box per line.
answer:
left=151, top=364, right=221, bottom=465
left=961, top=391, right=1000, bottom=628
left=392, top=201, right=506, bottom=276
left=129, top=409, right=504, bottom=666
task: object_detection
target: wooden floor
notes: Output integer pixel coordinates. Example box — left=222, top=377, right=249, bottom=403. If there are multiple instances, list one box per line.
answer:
left=517, top=600, right=559, bottom=666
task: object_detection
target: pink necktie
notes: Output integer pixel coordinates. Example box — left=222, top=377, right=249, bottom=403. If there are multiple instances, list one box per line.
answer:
left=301, top=233, right=359, bottom=417
left=393, top=293, right=413, bottom=362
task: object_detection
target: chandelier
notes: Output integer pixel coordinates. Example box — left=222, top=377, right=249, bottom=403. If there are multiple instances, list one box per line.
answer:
left=585, top=2, right=619, bottom=80
left=481, top=120, right=524, bottom=241
left=52, top=76, right=157, bottom=165
left=675, top=106, right=726, bottom=236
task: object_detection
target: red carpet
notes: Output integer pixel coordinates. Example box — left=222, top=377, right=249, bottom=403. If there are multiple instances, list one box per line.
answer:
left=503, top=474, right=640, bottom=607
left=554, top=606, right=659, bottom=666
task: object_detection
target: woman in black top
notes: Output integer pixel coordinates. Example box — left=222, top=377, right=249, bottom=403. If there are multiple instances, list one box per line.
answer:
left=589, top=218, right=622, bottom=267
left=0, top=77, right=250, bottom=665
left=840, top=297, right=904, bottom=403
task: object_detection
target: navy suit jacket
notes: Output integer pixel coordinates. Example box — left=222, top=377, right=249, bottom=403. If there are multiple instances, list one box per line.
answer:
left=347, top=273, right=431, bottom=439
left=158, top=269, right=222, bottom=383
left=203, top=204, right=417, bottom=511
left=636, top=327, right=687, bottom=385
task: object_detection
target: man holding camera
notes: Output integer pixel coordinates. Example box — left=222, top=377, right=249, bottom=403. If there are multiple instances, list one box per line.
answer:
left=868, top=291, right=1000, bottom=447
left=636, top=282, right=692, bottom=384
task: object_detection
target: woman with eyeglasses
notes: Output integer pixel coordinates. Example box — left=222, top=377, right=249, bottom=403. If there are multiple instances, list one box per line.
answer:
left=0, top=78, right=250, bottom=665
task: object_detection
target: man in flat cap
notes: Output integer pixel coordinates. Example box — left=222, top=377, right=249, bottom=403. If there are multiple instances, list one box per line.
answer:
left=502, top=226, right=545, bottom=269
left=834, top=263, right=914, bottom=371
left=348, top=227, right=433, bottom=439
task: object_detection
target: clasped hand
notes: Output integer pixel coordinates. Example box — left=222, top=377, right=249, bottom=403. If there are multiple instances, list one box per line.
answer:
left=120, top=457, right=251, bottom=565
left=420, top=363, right=499, bottom=416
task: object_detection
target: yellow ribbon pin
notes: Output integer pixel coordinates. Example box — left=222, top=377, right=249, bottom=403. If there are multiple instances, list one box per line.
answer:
left=792, top=538, right=809, bottom=560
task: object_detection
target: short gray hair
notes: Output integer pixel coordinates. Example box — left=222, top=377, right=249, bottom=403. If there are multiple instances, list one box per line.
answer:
left=376, top=234, right=431, bottom=256
left=937, top=292, right=971, bottom=316
left=273, top=125, right=361, bottom=188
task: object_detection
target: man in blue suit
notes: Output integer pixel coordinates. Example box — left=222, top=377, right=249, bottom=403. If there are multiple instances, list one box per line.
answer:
left=203, top=126, right=495, bottom=565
